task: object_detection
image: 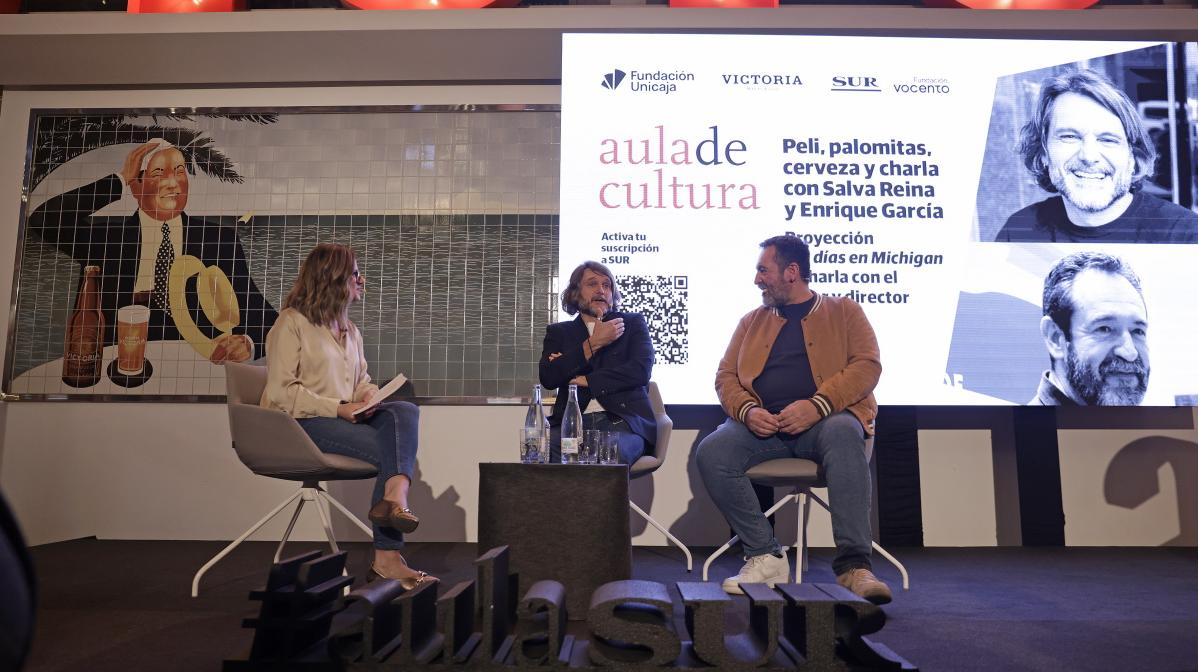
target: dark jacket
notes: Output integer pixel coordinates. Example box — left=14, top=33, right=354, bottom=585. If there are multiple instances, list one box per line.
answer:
left=27, top=174, right=278, bottom=357
left=538, top=311, right=657, bottom=447
left=1029, top=371, right=1075, bottom=406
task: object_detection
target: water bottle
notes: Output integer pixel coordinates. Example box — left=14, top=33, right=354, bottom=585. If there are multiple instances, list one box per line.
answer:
left=523, top=384, right=549, bottom=463
left=560, top=384, right=583, bottom=464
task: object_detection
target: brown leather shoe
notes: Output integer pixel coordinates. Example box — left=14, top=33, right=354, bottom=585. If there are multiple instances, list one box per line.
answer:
left=368, top=500, right=420, bottom=533
left=836, top=568, right=893, bottom=605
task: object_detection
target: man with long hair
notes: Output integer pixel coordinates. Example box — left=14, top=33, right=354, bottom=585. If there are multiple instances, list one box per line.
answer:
left=539, top=261, right=656, bottom=465
left=996, top=69, right=1198, bottom=243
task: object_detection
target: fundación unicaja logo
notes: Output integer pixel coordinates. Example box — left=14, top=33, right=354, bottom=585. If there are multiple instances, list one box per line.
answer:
left=601, top=69, right=627, bottom=90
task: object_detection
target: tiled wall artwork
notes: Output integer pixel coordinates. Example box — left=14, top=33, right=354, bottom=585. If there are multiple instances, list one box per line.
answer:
left=8, top=107, right=561, bottom=399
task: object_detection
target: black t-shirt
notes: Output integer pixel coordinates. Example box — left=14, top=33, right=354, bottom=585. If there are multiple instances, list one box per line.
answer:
left=754, top=297, right=819, bottom=415
left=994, top=192, right=1198, bottom=243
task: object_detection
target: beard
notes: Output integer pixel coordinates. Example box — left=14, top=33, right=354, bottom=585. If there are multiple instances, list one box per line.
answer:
left=1049, top=154, right=1133, bottom=214
left=1065, top=344, right=1148, bottom=405
left=759, top=284, right=788, bottom=308
left=582, top=298, right=609, bottom=318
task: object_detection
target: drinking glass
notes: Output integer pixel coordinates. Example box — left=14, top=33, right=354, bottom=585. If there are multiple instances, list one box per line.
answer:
left=600, top=431, right=621, bottom=465
left=582, top=429, right=601, bottom=465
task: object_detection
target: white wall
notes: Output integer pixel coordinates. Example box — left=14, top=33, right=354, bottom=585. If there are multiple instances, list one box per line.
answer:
left=1059, top=429, right=1198, bottom=546
left=1, top=8, right=1197, bottom=549
left=918, top=430, right=998, bottom=547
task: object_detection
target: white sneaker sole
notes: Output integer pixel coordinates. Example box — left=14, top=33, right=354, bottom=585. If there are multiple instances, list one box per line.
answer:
left=721, top=573, right=789, bottom=595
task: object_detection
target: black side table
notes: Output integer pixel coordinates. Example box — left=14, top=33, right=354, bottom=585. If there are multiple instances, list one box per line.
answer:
left=477, top=463, right=631, bottom=620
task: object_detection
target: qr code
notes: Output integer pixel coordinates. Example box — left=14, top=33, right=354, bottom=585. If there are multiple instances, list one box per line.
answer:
left=620, top=275, right=689, bottom=365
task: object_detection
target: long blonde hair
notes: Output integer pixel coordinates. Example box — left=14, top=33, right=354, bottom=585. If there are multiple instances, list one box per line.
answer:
left=284, top=243, right=357, bottom=328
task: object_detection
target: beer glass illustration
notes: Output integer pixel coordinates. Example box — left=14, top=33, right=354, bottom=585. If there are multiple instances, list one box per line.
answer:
left=116, top=304, right=150, bottom=376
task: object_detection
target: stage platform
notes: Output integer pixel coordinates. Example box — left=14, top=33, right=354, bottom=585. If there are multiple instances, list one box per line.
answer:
left=23, top=539, right=1198, bottom=672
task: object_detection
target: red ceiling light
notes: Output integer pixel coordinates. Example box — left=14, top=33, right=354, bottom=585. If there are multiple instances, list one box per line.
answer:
left=923, top=0, right=1099, bottom=7
left=128, top=0, right=245, bottom=11
left=341, top=0, right=519, bottom=8
left=670, top=0, right=779, bottom=7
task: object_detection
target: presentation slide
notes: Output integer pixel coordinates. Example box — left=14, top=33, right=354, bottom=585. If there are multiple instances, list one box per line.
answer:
left=560, top=34, right=1198, bottom=407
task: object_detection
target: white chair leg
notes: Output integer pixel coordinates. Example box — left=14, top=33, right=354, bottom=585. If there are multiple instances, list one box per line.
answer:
left=801, top=490, right=812, bottom=574
left=273, top=492, right=308, bottom=563
left=702, top=534, right=739, bottom=582
left=630, top=500, right=692, bottom=572
left=312, top=488, right=341, bottom=555
left=761, top=493, right=799, bottom=519
left=792, top=490, right=802, bottom=583
left=192, top=488, right=304, bottom=598
left=319, top=489, right=375, bottom=539
left=702, top=493, right=799, bottom=581
left=793, top=490, right=810, bottom=583
left=304, top=485, right=382, bottom=594
left=871, top=541, right=910, bottom=590
left=310, top=488, right=355, bottom=596
left=808, top=490, right=909, bottom=591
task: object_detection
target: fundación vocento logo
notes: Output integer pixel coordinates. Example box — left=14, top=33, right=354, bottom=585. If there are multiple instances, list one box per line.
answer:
left=601, top=69, right=627, bottom=90
left=601, top=68, right=694, bottom=95
left=893, top=76, right=951, bottom=94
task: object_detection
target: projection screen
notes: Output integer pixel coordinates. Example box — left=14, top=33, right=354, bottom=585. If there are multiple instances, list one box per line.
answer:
left=560, top=34, right=1198, bottom=407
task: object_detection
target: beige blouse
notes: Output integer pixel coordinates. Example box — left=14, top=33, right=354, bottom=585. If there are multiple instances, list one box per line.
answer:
left=261, top=308, right=380, bottom=418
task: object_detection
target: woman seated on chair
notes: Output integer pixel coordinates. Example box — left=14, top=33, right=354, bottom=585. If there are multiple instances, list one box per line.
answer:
left=261, top=242, right=434, bottom=589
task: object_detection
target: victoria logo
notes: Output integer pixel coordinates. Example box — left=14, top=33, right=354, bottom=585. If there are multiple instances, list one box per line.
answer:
left=601, top=69, right=627, bottom=90
left=721, top=73, right=803, bottom=88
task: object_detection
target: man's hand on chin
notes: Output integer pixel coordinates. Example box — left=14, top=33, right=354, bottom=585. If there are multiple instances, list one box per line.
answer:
left=777, top=399, right=821, bottom=435
left=209, top=333, right=253, bottom=364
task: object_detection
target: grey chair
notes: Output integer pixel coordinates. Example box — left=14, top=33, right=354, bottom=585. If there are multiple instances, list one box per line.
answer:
left=191, top=361, right=378, bottom=597
left=628, top=382, right=692, bottom=571
left=701, top=435, right=909, bottom=590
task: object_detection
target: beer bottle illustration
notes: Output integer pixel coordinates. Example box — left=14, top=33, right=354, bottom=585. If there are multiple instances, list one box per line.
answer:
left=62, top=265, right=104, bottom=387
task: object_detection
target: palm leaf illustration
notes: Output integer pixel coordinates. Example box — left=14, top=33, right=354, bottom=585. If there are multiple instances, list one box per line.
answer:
left=28, top=112, right=276, bottom=192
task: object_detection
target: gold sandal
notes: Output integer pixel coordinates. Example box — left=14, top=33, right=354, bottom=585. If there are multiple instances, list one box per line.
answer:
left=369, top=563, right=438, bottom=591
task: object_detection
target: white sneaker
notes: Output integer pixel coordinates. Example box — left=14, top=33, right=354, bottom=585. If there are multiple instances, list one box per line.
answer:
left=721, top=553, right=790, bottom=595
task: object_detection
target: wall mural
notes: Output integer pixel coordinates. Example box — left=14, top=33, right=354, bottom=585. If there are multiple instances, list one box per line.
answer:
left=8, top=107, right=562, bottom=399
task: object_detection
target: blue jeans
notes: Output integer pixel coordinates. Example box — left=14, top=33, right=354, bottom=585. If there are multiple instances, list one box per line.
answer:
left=549, top=412, right=646, bottom=466
left=297, top=401, right=419, bottom=551
left=695, top=411, right=872, bottom=575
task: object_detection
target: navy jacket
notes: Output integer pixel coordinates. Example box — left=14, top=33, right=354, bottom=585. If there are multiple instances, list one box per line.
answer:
left=538, top=311, right=657, bottom=447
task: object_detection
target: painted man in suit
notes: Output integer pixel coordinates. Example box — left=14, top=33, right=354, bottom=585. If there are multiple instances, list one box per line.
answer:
left=539, top=260, right=656, bottom=465
left=27, top=140, right=277, bottom=363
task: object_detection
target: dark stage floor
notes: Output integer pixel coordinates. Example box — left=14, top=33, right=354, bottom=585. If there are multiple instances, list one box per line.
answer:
left=22, top=539, right=1198, bottom=672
